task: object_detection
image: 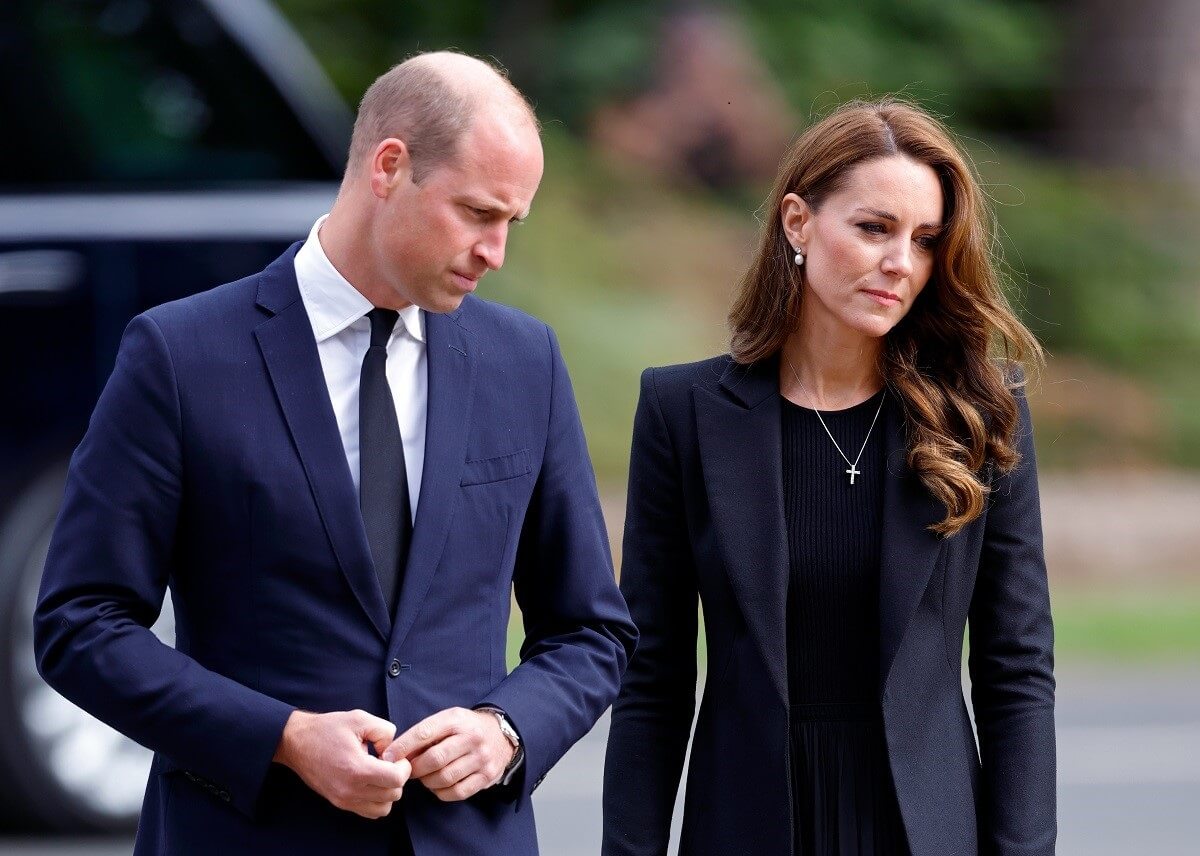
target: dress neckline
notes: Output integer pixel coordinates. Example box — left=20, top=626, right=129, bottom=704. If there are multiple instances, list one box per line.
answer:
left=779, top=387, right=886, bottom=416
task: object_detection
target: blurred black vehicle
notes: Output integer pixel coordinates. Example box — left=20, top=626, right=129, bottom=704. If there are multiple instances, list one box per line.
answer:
left=0, top=0, right=350, bottom=831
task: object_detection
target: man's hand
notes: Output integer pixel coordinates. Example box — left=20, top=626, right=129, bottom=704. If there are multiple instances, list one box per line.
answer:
left=381, top=707, right=515, bottom=801
left=273, top=709, right=411, bottom=819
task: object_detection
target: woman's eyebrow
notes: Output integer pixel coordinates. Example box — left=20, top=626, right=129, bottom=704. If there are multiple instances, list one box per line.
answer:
left=855, top=206, right=941, bottom=230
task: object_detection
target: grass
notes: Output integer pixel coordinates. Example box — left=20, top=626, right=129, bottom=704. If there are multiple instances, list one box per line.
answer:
left=504, top=586, right=1200, bottom=671
left=1051, top=586, right=1200, bottom=663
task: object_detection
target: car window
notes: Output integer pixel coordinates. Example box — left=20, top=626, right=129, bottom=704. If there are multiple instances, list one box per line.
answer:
left=0, top=0, right=338, bottom=189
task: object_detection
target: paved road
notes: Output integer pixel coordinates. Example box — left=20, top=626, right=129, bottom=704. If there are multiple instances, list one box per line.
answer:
left=3, top=664, right=1197, bottom=855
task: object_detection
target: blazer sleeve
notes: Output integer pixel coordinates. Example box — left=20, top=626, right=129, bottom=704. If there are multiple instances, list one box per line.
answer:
left=477, top=324, right=638, bottom=802
left=602, top=368, right=699, bottom=856
left=33, top=314, right=295, bottom=818
left=968, top=383, right=1057, bottom=855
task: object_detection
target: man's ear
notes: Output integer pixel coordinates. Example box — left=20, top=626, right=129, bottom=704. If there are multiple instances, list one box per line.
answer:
left=369, top=138, right=412, bottom=199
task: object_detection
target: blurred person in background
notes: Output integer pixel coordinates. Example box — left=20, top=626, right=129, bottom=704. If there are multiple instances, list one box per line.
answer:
left=603, top=100, right=1054, bottom=856
left=34, top=51, right=634, bottom=856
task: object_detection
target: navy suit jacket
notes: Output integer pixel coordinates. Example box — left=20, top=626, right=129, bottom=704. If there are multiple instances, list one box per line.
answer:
left=34, top=245, right=636, bottom=855
left=603, top=355, right=1055, bottom=856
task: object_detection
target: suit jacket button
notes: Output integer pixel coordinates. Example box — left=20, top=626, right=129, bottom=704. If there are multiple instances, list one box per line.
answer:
left=388, top=660, right=402, bottom=678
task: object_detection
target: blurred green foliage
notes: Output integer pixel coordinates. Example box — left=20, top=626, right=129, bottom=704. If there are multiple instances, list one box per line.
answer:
left=276, top=0, right=660, bottom=126
left=279, top=0, right=1060, bottom=138
left=276, top=0, right=1200, bottom=470
left=741, top=0, right=1060, bottom=137
left=986, top=156, right=1200, bottom=371
left=977, top=146, right=1200, bottom=466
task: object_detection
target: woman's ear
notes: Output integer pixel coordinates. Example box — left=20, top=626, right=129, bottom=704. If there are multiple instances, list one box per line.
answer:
left=780, top=192, right=813, bottom=251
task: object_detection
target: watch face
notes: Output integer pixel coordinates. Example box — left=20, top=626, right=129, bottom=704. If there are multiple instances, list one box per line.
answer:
left=488, top=710, right=518, bottom=746
left=499, top=716, right=520, bottom=746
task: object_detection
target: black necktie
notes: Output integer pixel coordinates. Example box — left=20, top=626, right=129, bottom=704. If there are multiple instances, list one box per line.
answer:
left=359, top=308, right=412, bottom=618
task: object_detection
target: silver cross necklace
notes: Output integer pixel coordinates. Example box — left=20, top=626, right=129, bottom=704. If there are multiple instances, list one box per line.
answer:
left=785, top=357, right=886, bottom=485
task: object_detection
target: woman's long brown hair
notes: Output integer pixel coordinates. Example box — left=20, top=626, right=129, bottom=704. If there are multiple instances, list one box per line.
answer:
left=729, top=99, right=1043, bottom=536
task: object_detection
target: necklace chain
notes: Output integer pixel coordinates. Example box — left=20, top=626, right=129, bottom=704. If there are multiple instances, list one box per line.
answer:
left=784, top=357, right=886, bottom=485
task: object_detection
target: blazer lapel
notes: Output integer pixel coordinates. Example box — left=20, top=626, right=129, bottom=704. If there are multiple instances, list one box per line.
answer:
left=878, top=397, right=946, bottom=696
left=254, top=249, right=390, bottom=641
left=389, top=309, right=476, bottom=650
left=694, top=356, right=790, bottom=706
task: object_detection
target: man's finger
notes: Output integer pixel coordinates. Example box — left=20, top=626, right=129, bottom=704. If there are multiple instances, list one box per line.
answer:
left=430, top=771, right=491, bottom=802
left=418, top=752, right=480, bottom=791
left=381, top=709, right=462, bottom=762
left=352, top=709, right=397, bottom=754
left=362, top=758, right=411, bottom=797
left=408, top=734, right=473, bottom=778
left=359, top=754, right=411, bottom=789
left=361, top=782, right=406, bottom=802
left=354, top=799, right=396, bottom=820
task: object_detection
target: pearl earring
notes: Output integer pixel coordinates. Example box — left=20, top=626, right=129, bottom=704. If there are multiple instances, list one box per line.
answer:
left=793, top=247, right=805, bottom=266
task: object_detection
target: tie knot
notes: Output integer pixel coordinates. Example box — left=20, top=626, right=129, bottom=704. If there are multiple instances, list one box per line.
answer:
left=367, top=308, right=400, bottom=349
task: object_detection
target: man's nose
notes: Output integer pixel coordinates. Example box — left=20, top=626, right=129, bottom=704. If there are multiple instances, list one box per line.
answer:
left=476, top=225, right=508, bottom=270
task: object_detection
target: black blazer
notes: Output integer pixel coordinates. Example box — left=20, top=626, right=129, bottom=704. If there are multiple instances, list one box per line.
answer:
left=602, top=354, right=1055, bottom=856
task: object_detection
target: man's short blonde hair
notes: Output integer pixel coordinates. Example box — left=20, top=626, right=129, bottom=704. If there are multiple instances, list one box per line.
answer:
left=346, top=52, right=537, bottom=184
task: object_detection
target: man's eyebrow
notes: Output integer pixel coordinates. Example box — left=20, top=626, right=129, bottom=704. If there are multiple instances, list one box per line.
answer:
left=465, top=197, right=529, bottom=222
left=855, top=207, right=941, bottom=231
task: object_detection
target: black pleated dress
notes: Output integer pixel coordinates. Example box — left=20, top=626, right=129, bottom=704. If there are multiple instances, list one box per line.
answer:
left=781, top=390, right=910, bottom=856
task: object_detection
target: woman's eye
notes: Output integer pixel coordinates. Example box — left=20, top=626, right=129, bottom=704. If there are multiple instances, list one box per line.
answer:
left=858, top=222, right=886, bottom=235
left=916, top=235, right=939, bottom=250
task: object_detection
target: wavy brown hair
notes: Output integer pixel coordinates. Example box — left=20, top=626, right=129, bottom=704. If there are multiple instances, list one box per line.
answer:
left=729, top=98, right=1044, bottom=536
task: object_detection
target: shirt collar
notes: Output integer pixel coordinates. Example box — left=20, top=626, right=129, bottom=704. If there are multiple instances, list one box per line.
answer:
left=294, top=215, right=426, bottom=345
left=395, top=302, right=425, bottom=345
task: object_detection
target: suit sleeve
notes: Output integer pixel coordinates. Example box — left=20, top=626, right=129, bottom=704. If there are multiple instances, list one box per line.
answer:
left=968, top=382, right=1057, bottom=855
left=477, top=324, right=638, bottom=802
left=33, top=314, right=295, bottom=818
left=602, top=368, right=698, bottom=856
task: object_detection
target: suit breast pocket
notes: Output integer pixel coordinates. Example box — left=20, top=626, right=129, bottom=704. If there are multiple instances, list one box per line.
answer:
left=459, top=448, right=532, bottom=486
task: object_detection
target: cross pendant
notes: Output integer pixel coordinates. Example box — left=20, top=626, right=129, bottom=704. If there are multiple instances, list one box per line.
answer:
left=846, top=464, right=861, bottom=485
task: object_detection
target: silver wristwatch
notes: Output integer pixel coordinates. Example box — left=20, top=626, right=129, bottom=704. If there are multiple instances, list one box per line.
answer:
left=487, top=709, right=524, bottom=786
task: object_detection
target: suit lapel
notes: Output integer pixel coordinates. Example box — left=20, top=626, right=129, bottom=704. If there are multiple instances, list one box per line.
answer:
left=253, top=249, right=390, bottom=641
left=695, top=357, right=790, bottom=706
left=389, top=309, right=476, bottom=650
left=878, top=397, right=946, bottom=695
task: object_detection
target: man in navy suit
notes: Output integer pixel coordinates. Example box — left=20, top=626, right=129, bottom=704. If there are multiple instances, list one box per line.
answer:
left=34, top=51, right=636, bottom=855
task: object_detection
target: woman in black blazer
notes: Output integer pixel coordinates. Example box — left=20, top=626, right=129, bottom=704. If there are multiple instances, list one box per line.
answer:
left=603, top=99, right=1055, bottom=856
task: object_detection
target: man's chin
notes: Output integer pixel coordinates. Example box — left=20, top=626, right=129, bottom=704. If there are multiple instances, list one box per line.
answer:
left=420, top=293, right=468, bottom=314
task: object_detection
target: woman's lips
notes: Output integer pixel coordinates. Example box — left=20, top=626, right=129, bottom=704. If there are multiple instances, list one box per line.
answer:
left=863, top=289, right=900, bottom=306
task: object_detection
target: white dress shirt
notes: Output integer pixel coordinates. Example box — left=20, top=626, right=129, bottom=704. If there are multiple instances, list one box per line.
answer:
left=293, top=215, right=425, bottom=521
